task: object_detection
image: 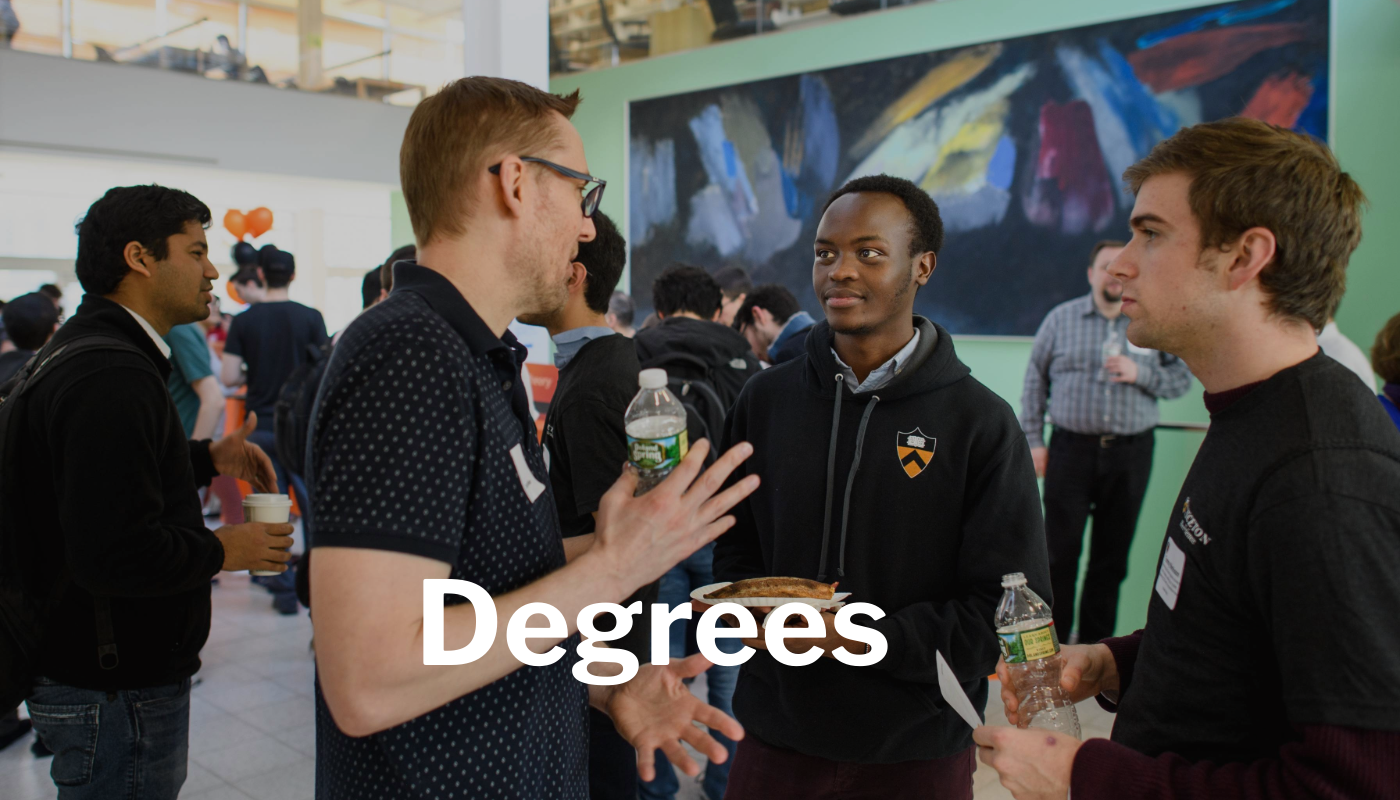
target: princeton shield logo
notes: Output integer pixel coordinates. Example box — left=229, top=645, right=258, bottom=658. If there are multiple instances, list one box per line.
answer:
left=896, top=428, right=936, bottom=478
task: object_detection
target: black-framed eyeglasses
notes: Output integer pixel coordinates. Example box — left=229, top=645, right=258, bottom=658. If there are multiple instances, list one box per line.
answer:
left=489, top=156, right=606, bottom=218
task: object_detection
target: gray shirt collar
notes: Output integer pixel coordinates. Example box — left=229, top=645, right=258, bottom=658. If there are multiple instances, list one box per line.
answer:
left=552, top=326, right=616, bottom=369
left=832, top=328, right=921, bottom=393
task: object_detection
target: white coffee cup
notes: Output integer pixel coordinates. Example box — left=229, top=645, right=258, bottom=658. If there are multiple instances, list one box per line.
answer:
left=243, top=493, right=293, bottom=576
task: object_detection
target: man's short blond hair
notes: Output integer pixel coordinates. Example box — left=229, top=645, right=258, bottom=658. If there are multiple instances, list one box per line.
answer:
left=1123, top=117, right=1365, bottom=330
left=400, top=77, right=581, bottom=247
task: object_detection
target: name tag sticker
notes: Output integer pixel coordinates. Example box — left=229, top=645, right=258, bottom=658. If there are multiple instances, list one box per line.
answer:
left=509, top=443, right=547, bottom=503
left=1155, top=538, right=1186, bottom=610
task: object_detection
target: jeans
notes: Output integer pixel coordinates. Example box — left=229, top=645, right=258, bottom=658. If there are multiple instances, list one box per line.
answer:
left=26, top=677, right=191, bottom=800
left=246, top=428, right=288, bottom=495
left=639, top=542, right=742, bottom=800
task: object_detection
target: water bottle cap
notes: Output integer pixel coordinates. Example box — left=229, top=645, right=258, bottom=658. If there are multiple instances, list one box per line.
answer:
left=1001, top=572, right=1027, bottom=588
left=638, top=368, right=668, bottom=389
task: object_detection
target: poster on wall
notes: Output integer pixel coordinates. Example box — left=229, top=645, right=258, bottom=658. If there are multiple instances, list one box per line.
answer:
left=627, top=0, right=1330, bottom=336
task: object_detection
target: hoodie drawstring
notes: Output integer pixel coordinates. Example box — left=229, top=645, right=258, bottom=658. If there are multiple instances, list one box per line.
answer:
left=836, top=396, right=879, bottom=579
left=817, top=374, right=844, bottom=582
left=817, top=373, right=879, bottom=582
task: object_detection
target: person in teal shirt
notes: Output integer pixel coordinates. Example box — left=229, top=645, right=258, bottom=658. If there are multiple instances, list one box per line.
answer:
left=164, top=322, right=222, bottom=439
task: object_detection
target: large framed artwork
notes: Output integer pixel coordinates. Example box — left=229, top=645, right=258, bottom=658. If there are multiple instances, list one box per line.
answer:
left=627, top=0, right=1330, bottom=336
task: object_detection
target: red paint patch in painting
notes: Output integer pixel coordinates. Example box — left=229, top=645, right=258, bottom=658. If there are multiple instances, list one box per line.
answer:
left=1240, top=72, right=1314, bottom=129
left=1128, top=24, right=1309, bottom=93
left=1023, top=100, right=1115, bottom=236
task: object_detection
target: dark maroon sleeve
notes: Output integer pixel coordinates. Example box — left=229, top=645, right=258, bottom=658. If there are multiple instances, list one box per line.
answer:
left=1093, top=630, right=1143, bottom=713
left=1071, top=725, right=1400, bottom=800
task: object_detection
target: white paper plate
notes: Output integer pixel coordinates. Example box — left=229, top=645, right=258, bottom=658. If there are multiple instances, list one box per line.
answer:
left=690, top=582, right=850, bottom=609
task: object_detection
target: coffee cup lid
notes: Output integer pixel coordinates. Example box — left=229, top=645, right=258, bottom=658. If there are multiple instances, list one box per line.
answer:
left=244, top=493, right=292, bottom=505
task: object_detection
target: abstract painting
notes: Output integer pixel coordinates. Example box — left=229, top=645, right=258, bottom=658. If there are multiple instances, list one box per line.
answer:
left=627, top=0, right=1329, bottom=335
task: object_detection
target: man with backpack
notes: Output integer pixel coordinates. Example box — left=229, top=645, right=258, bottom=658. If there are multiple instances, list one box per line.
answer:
left=0, top=184, right=294, bottom=799
left=633, top=264, right=760, bottom=800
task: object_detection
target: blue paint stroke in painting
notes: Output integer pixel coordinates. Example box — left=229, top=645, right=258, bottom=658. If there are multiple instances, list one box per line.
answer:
left=986, top=135, right=1016, bottom=192
left=689, top=104, right=758, bottom=218
left=685, top=97, right=803, bottom=264
left=1136, top=0, right=1296, bottom=50
left=1295, top=65, right=1328, bottom=140
left=628, top=137, right=677, bottom=248
left=1057, top=43, right=1178, bottom=207
left=798, top=75, right=840, bottom=192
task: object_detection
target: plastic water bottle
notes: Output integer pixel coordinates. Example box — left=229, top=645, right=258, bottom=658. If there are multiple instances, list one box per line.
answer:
left=625, top=368, right=688, bottom=495
left=995, top=572, right=1081, bottom=738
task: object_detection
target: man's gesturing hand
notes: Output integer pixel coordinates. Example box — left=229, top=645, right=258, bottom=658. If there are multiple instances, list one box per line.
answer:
left=603, top=654, right=744, bottom=782
left=210, top=412, right=279, bottom=493
left=588, top=439, right=758, bottom=595
left=996, top=643, right=1118, bottom=727
left=216, top=521, right=295, bottom=572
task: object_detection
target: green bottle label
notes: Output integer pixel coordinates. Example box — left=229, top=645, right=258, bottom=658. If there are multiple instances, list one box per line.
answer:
left=627, top=430, right=688, bottom=471
left=998, top=621, right=1060, bottom=664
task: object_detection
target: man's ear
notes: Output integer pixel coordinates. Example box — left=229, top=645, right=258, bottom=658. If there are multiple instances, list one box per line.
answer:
left=1087, top=266, right=1096, bottom=286
left=568, top=262, right=589, bottom=294
left=916, top=252, right=936, bottom=286
left=123, top=241, right=153, bottom=278
left=1224, top=227, right=1277, bottom=292
left=492, top=156, right=529, bottom=218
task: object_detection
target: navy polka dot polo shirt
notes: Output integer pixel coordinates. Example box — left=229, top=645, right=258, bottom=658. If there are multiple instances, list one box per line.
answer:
left=308, top=263, right=588, bottom=799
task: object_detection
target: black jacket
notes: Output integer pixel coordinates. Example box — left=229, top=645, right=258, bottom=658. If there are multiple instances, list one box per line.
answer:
left=4, top=296, right=224, bottom=690
left=715, top=317, right=1051, bottom=763
left=634, top=316, right=761, bottom=409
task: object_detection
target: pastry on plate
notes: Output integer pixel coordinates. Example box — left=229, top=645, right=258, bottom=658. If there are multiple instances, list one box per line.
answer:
left=703, top=577, right=837, bottom=601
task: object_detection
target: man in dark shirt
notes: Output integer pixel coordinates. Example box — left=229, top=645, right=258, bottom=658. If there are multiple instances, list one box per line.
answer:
left=519, top=211, right=657, bottom=800
left=308, top=77, right=759, bottom=800
left=978, top=119, right=1400, bottom=799
left=732, top=283, right=816, bottom=366
left=221, top=245, right=329, bottom=489
left=0, top=292, right=58, bottom=385
left=4, top=184, right=294, bottom=799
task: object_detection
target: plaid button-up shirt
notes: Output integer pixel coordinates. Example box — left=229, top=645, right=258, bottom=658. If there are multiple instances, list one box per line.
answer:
left=1020, top=293, right=1192, bottom=448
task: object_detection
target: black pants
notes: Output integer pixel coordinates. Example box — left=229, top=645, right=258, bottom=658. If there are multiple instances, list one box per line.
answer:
left=587, top=707, right=637, bottom=800
left=1043, top=428, right=1154, bottom=643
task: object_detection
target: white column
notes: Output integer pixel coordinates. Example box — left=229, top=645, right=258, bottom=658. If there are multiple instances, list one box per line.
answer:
left=298, top=0, right=324, bottom=90
left=460, top=0, right=549, bottom=90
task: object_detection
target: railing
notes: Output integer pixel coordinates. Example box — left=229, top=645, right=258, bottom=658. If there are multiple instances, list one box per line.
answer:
left=2, top=0, right=466, bottom=105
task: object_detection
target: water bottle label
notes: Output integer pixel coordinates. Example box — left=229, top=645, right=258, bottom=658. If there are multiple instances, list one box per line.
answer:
left=998, top=622, right=1060, bottom=664
left=627, top=430, right=689, bottom=471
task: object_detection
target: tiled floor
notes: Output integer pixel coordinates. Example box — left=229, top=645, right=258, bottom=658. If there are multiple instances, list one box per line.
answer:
left=0, top=576, right=1112, bottom=800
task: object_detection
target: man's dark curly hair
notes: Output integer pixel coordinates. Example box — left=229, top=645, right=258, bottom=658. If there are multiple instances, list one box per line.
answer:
left=652, top=265, right=721, bottom=319
left=822, top=174, right=944, bottom=256
left=75, top=185, right=212, bottom=296
left=576, top=212, right=627, bottom=315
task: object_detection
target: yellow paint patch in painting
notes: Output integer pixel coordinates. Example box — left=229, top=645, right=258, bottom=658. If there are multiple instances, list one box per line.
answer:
left=850, top=42, right=1003, bottom=158
left=920, top=101, right=1008, bottom=195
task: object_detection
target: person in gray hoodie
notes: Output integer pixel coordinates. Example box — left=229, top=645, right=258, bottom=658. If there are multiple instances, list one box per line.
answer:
left=715, top=175, right=1051, bottom=800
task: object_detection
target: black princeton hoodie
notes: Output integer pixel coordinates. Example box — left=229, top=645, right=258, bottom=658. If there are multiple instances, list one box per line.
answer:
left=714, top=317, right=1051, bottom=763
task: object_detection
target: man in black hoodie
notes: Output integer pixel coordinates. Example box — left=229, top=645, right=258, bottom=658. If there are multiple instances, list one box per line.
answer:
left=714, top=175, right=1050, bottom=799
left=2, top=185, right=293, bottom=799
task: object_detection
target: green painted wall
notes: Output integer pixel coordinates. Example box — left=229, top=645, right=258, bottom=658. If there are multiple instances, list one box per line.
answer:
left=542, top=0, right=1400, bottom=637
left=390, top=190, right=415, bottom=249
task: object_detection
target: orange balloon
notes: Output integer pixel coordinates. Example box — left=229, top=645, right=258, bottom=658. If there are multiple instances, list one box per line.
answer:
left=246, top=207, right=274, bottom=239
left=223, top=209, right=247, bottom=240
left=226, top=279, right=244, bottom=305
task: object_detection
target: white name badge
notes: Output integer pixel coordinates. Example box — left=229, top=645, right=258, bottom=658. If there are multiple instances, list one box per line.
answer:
left=1154, top=538, right=1186, bottom=610
left=510, top=443, right=547, bottom=503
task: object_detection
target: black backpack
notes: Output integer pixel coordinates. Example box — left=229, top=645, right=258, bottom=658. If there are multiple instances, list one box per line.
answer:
left=637, top=352, right=732, bottom=457
left=0, top=335, right=149, bottom=710
left=274, top=341, right=333, bottom=479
